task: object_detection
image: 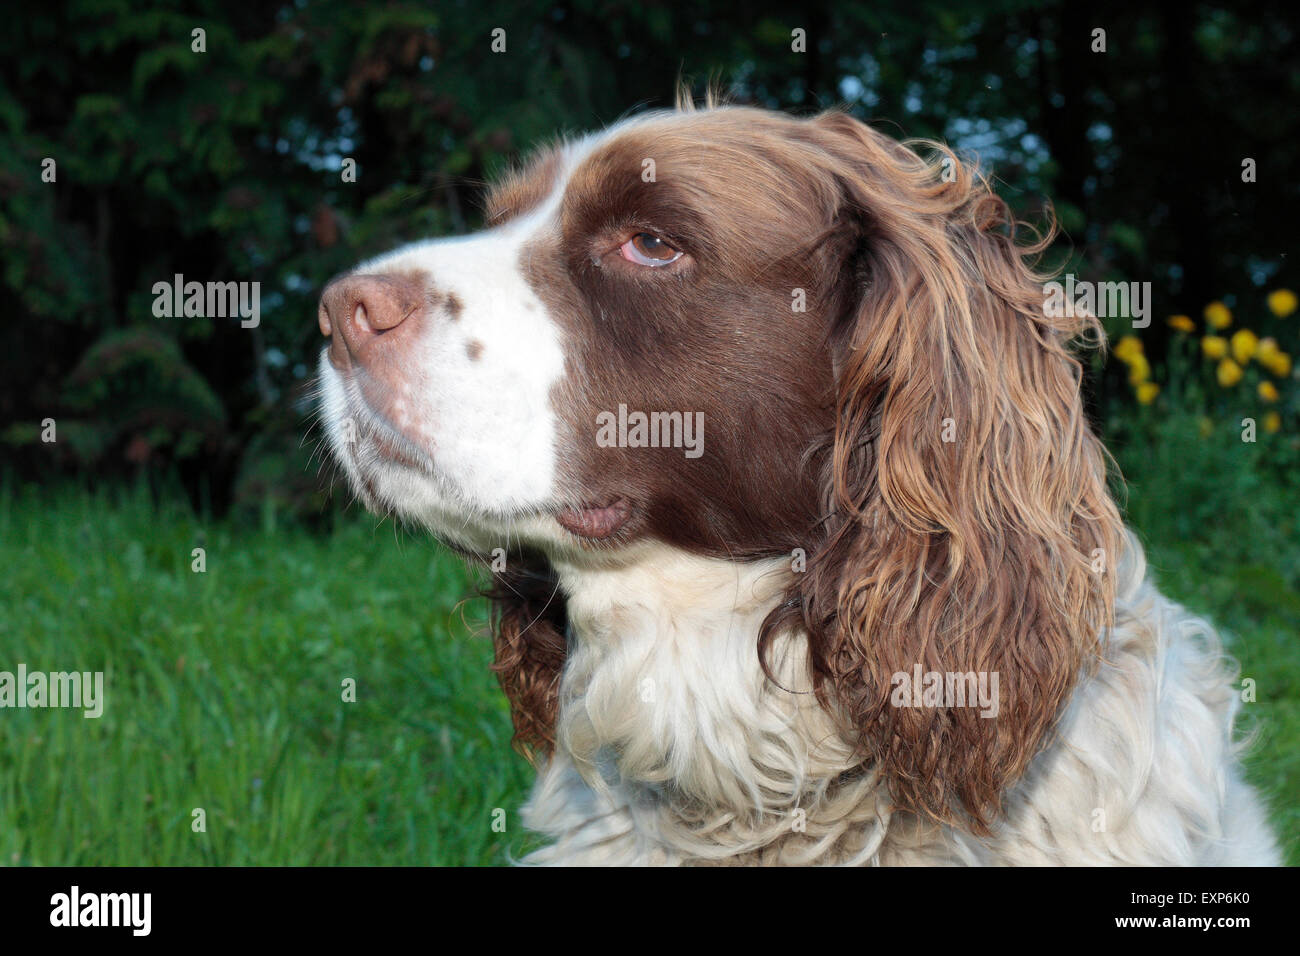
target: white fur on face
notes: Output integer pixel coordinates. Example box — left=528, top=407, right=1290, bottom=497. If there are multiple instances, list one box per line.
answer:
left=316, top=137, right=601, bottom=549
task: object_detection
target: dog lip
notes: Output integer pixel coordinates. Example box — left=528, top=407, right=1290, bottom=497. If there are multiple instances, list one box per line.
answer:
left=555, top=497, right=631, bottom=539
left=366, top=429, right=428, bottom=471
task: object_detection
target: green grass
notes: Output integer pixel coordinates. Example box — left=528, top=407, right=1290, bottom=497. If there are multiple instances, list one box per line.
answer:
left=1108, top=408, right=1300, bottom=864
left=0, top=481, right=536, bottom=865
left=1, top=410, right=1296, bottom=864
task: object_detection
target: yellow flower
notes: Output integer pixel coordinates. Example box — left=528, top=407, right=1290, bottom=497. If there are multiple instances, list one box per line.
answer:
left=1197, top=416, right=1214, bottom=438
left=1167, top=314, right=1195, bottom=333
left=1127, top=353, right=1151, bottom=385
left=1217, top=358, right=1243, bottom=387
left=1264, top=351, right=1293, bottom=378
left=1201, top=335, right=1228, bottom=360
left=1267, top=289, right=1297, bottom=318
left=1256, top=337, right=1281, bottom=364
left=1113, top=335, right=1144, bottom=363
left=1263, top=411, right=1281, bottom=434
left=1231, top=328, right=1258, bottom=364
left=1136, top=382, right=1160, bottom=404
left=1204, top=301, right=1232, bottom=329
left=1259, top=381, right=1280, bottom=402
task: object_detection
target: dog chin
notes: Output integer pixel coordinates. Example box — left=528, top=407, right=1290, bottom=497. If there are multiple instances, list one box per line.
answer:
left=335, top=446, right=563, bottom=556
left=319, top=364, right=633, bottom=557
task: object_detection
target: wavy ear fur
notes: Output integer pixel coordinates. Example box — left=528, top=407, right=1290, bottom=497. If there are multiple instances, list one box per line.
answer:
left=772, top=111, right=1124, bottom=831
left=487, top=556, right=567, bottom=762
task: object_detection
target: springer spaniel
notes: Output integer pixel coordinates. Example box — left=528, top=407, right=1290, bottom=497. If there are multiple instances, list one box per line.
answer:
left=315, top=102, right=1279, bottom=865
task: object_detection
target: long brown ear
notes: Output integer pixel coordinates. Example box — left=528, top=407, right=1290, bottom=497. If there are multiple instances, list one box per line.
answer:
left=486, top=556, right=568, bottom=763
left=773, top=111, right=1124, bottom=831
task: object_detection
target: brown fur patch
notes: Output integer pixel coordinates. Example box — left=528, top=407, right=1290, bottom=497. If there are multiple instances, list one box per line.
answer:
left=485, top=146, right=564, bottom=226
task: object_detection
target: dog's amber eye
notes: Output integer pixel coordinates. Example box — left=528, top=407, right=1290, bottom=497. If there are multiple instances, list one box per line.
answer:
left=619, top=232, right=682, bottom=267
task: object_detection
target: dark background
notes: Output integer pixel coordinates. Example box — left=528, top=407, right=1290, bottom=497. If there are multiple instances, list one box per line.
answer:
left=2, top=0, right=1296, bottom=515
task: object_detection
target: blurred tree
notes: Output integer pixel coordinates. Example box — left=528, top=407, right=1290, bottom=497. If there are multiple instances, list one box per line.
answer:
left=0, top=0, right=1294, bottom=512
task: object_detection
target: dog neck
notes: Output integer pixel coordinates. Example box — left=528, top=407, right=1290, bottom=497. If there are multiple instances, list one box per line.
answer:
left=549, top=546, right=860, bottom=808
left=531, top=546, right=892, bottom=862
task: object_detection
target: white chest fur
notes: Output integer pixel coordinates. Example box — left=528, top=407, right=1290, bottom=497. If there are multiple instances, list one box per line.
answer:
left=517, top=540, right=1279, bottom=866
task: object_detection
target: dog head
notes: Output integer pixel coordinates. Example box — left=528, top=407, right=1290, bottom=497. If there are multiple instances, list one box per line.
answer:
left=316, top=104, right=1122, bottom=828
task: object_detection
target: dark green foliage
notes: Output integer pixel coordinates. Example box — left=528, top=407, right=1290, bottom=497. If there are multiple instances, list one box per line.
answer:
left=1, top=1, right=1295, bottom=510
left=59, top=328, right=226, bottom=462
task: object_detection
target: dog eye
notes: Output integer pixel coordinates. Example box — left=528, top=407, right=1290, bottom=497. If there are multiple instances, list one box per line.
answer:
left=619, top=232, right=682, bottom=267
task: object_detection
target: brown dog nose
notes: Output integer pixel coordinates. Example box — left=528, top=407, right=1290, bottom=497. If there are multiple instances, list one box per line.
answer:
left=318, top=273, right=424, bottom=369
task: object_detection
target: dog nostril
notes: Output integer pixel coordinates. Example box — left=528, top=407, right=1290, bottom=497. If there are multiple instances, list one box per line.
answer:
left=318, top=272, right=425, bottom=348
